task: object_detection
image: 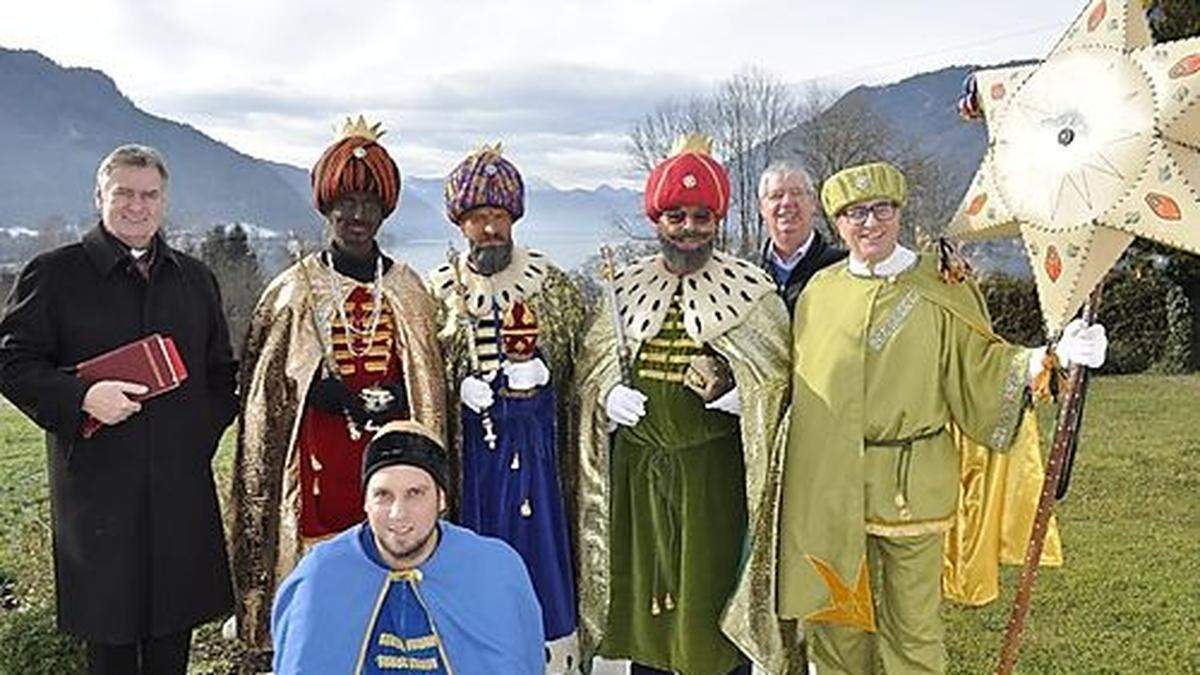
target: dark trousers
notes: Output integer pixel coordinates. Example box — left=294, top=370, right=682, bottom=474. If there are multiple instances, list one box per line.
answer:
left=631, top=663, right=752, bottom=675
left=86, top=630, right=191, bottom=675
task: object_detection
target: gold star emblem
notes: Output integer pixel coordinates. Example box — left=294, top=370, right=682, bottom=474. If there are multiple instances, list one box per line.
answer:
left=949, top=0, right=1200, bottom=333
left=803, top=554, right=877, bottom=633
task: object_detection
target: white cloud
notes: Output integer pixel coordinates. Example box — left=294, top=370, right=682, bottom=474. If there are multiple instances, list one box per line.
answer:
left=1, top=0, right=1086, bottom=187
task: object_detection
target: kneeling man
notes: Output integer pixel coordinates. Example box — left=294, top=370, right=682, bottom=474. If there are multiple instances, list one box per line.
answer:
left=272, top=421, right=545, bottom=674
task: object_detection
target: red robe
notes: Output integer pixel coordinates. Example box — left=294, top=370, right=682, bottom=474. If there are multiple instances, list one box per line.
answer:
left=296, top=285, right=403, bottom=538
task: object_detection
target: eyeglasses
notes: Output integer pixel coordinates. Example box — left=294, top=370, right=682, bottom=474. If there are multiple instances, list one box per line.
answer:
left=662, top=207, right=715, bottom=226
left=841, top=201, right=897, bottom=225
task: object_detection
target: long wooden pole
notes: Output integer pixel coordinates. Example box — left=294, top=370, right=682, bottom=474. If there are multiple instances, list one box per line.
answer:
left=996, top=282, right=1104, bottom=674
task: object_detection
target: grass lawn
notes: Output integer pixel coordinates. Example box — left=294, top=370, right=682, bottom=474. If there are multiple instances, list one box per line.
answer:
left=1, top=375, right=1197, bottom=673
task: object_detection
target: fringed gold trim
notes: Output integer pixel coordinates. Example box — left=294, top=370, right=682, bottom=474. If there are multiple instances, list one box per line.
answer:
left=864, top=515, right=954, bottom=537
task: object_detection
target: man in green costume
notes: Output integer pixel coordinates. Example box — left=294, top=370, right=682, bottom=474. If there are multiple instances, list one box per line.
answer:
left=777, top=162, right=1108, bottom=674
left=575, top=134, right=792, bottom=674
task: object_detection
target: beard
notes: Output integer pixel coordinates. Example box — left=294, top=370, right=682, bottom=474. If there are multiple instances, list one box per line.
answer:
left=468, top=238, right=514, bottom=276
left=659, top=233, right=714, bottom=274
left=374, top=522, right=440, bottom=567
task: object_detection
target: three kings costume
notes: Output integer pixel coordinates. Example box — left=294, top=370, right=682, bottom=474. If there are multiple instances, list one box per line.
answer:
left=430, top=145, right=583, bottom=671
left=778, top=163, right=1060, bottom=674
left=230, top=120, right=446, bottom=651
left=575, top=137, right=793, bottom=674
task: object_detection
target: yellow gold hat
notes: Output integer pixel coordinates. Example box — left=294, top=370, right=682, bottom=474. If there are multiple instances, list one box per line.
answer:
left=821, top=162, right=907, bottom=218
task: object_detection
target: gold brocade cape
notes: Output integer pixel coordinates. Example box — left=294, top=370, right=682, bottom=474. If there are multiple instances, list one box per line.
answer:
left=575, top=252, right=793, bottom=673
left=428, top=247, right=586, bottom=516
left=227, top=253, right=446, bottom=651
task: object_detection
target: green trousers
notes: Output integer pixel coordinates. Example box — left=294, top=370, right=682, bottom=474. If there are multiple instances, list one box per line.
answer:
left=807, top=533, right=946, bottom=674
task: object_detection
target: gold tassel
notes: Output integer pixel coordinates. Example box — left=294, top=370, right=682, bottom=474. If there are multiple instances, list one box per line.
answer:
left=1031, top=350, right=1062, bottom=404
left=894, top=492, right=912, bottom=520
left=663, top=593, right=675, bottom=611
left=937, top=238, right=973, bottom=284
left=520, top=499, right=533, bottom=518
left=650, top=597, right=662, bottom=616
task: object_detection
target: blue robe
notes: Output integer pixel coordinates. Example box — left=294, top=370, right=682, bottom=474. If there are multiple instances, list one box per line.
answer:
left=272, top=521, right=545, bottom=674
left=460, top=360, right=577, bottom=642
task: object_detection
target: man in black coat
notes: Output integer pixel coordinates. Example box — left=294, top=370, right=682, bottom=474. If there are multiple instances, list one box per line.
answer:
left=0, top=144, right=238, bottom=674
left=758, top=161, right=847, bottom=314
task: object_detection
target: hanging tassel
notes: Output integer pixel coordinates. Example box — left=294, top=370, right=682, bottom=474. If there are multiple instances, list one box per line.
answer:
left=663, top=593, right=676, bottom=612
left=937, top=237, right=973, bottom=284
left=510, top=452, right=520, bottom=471
left=520, top=499, right=533, bottom=518
left=650, top=597, right=662, bottom=616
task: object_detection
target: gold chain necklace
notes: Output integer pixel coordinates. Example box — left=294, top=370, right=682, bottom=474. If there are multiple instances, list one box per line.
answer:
left=322, top=252, right=384, bottom=358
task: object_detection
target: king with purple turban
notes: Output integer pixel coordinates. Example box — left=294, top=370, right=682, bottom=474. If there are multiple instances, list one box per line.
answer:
left=574, top=134, right=793, bottom=674
left=428, top=143, right=584, bottom=673
left=228, top=117, right=447, bottom=660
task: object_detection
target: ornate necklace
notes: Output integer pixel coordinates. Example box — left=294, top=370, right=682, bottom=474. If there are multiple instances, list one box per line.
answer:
left=322, top=251, right=384, bottom=358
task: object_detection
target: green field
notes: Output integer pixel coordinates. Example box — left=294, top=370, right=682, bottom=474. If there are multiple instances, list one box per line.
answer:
left=1, top=375, right=1197, bottom=673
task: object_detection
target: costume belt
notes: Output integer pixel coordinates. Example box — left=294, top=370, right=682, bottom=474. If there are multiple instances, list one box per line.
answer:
left=865, top=428, right=945, bottom=521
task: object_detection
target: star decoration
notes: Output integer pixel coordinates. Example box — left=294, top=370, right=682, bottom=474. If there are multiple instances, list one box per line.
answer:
left=803, top=554, right=877, bottom=633
left=949, top=0, right=1200, bottom=333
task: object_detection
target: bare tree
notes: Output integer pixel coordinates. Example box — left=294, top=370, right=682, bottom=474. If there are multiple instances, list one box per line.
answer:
left=711, top=68, right=808, bottom=256
left=779, top=82, right=960, bottom=248
left=626, top=97, right=714, bottom=175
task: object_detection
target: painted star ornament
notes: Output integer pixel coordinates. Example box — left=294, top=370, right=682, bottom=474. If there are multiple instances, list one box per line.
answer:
left=950, top=0, right=1200, bottom=333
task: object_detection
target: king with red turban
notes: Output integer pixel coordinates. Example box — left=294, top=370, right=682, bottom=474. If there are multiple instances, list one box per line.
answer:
left=228, top=116, right=446, bottom=661
left=574, top=134, right=794, bottom=674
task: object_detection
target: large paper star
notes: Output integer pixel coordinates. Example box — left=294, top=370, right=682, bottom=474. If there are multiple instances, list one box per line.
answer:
left=949, top=0, right=1200, bottom=333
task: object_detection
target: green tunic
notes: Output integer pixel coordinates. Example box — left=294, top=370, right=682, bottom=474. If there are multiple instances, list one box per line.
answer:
left=778, top=253, right=1030, bottom=627
left=599, top=295, right=747, bottom=674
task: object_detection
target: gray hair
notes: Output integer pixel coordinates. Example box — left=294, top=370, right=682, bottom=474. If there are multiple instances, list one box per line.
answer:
left=95, top=144, right=170, bottom=199
left=757, top=160, right=815, bottom=200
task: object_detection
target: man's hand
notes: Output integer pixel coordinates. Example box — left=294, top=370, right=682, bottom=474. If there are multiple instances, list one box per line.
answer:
left=605, top=384, right=647, bottom=428
left=1055, top=318, right=1108, bottom=369
left=460, top=375, right=495, bottom=413
left=704, top=386, right=742, bottom=416
left=502, top=357, right=550, bottom=391
left=82, top=380, right=148, bottom=426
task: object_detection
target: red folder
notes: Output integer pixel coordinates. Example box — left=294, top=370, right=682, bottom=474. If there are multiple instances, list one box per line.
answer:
left=75, top=333, right=188, bottom=438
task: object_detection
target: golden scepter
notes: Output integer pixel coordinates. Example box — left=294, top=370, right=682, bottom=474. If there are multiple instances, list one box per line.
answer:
left=599, top=245, right=633, bottom=386
left=446, top=246, right=498, bottom=450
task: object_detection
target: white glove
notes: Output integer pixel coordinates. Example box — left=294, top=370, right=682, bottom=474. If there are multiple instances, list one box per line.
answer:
left=502, top=357, right=551, bottom=391
left=1054, top=318, right=1108, bottom=369
left=460, top=375, right=495, bottom=413
left=604, top=384, right=647, bottom=428
left=704, top=386, right=742, bottom=416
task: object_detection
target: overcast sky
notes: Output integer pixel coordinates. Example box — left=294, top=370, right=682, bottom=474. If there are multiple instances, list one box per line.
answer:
left=2, top=0, right=1086, bottom=188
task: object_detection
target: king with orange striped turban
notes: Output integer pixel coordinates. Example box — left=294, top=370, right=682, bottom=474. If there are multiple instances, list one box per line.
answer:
left=312, top=116, right=402, bottom=218
left=644, top=133, right=730, bottom=222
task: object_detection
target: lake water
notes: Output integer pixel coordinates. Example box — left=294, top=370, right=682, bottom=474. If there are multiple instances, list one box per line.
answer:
left=392, top=230, right=628, bottom=278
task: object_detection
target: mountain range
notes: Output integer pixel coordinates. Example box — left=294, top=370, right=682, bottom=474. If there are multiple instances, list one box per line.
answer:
left=0, top=45, right=1025, bottom=272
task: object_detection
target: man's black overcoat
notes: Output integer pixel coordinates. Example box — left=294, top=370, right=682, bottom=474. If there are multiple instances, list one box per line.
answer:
left=0, top=225, right=238, bottom=642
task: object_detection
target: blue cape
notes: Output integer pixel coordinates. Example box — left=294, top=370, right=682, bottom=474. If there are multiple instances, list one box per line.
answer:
left=272, top=521, right=545, bottom=674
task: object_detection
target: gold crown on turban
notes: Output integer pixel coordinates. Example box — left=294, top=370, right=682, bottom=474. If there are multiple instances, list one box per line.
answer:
left=669, top=133, right=714, bottom=157
left=336, top=115, right=387, bottom=143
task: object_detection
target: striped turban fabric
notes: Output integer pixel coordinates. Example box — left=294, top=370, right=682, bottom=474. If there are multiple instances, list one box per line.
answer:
left=443, top=145, right=525, bottom=224
left=312, top=136, right=402, bottom=218
left=644, top=134, right=730, bottom=222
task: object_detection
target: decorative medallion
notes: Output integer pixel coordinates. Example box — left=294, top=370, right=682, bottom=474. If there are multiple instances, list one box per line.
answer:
left=1145, top=192, right=1182, bottom=221
left=1087, top=1, right=1107, bottom=32
left=1168, top=54, right=1200, bottom=79
left=681, top=174, right=698, bottom=189
left=1045, top=245, right=1063, bottom=282
left=991, top=83, right=1006, bottom=100
left=966, top=193, right=989, bottom=216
